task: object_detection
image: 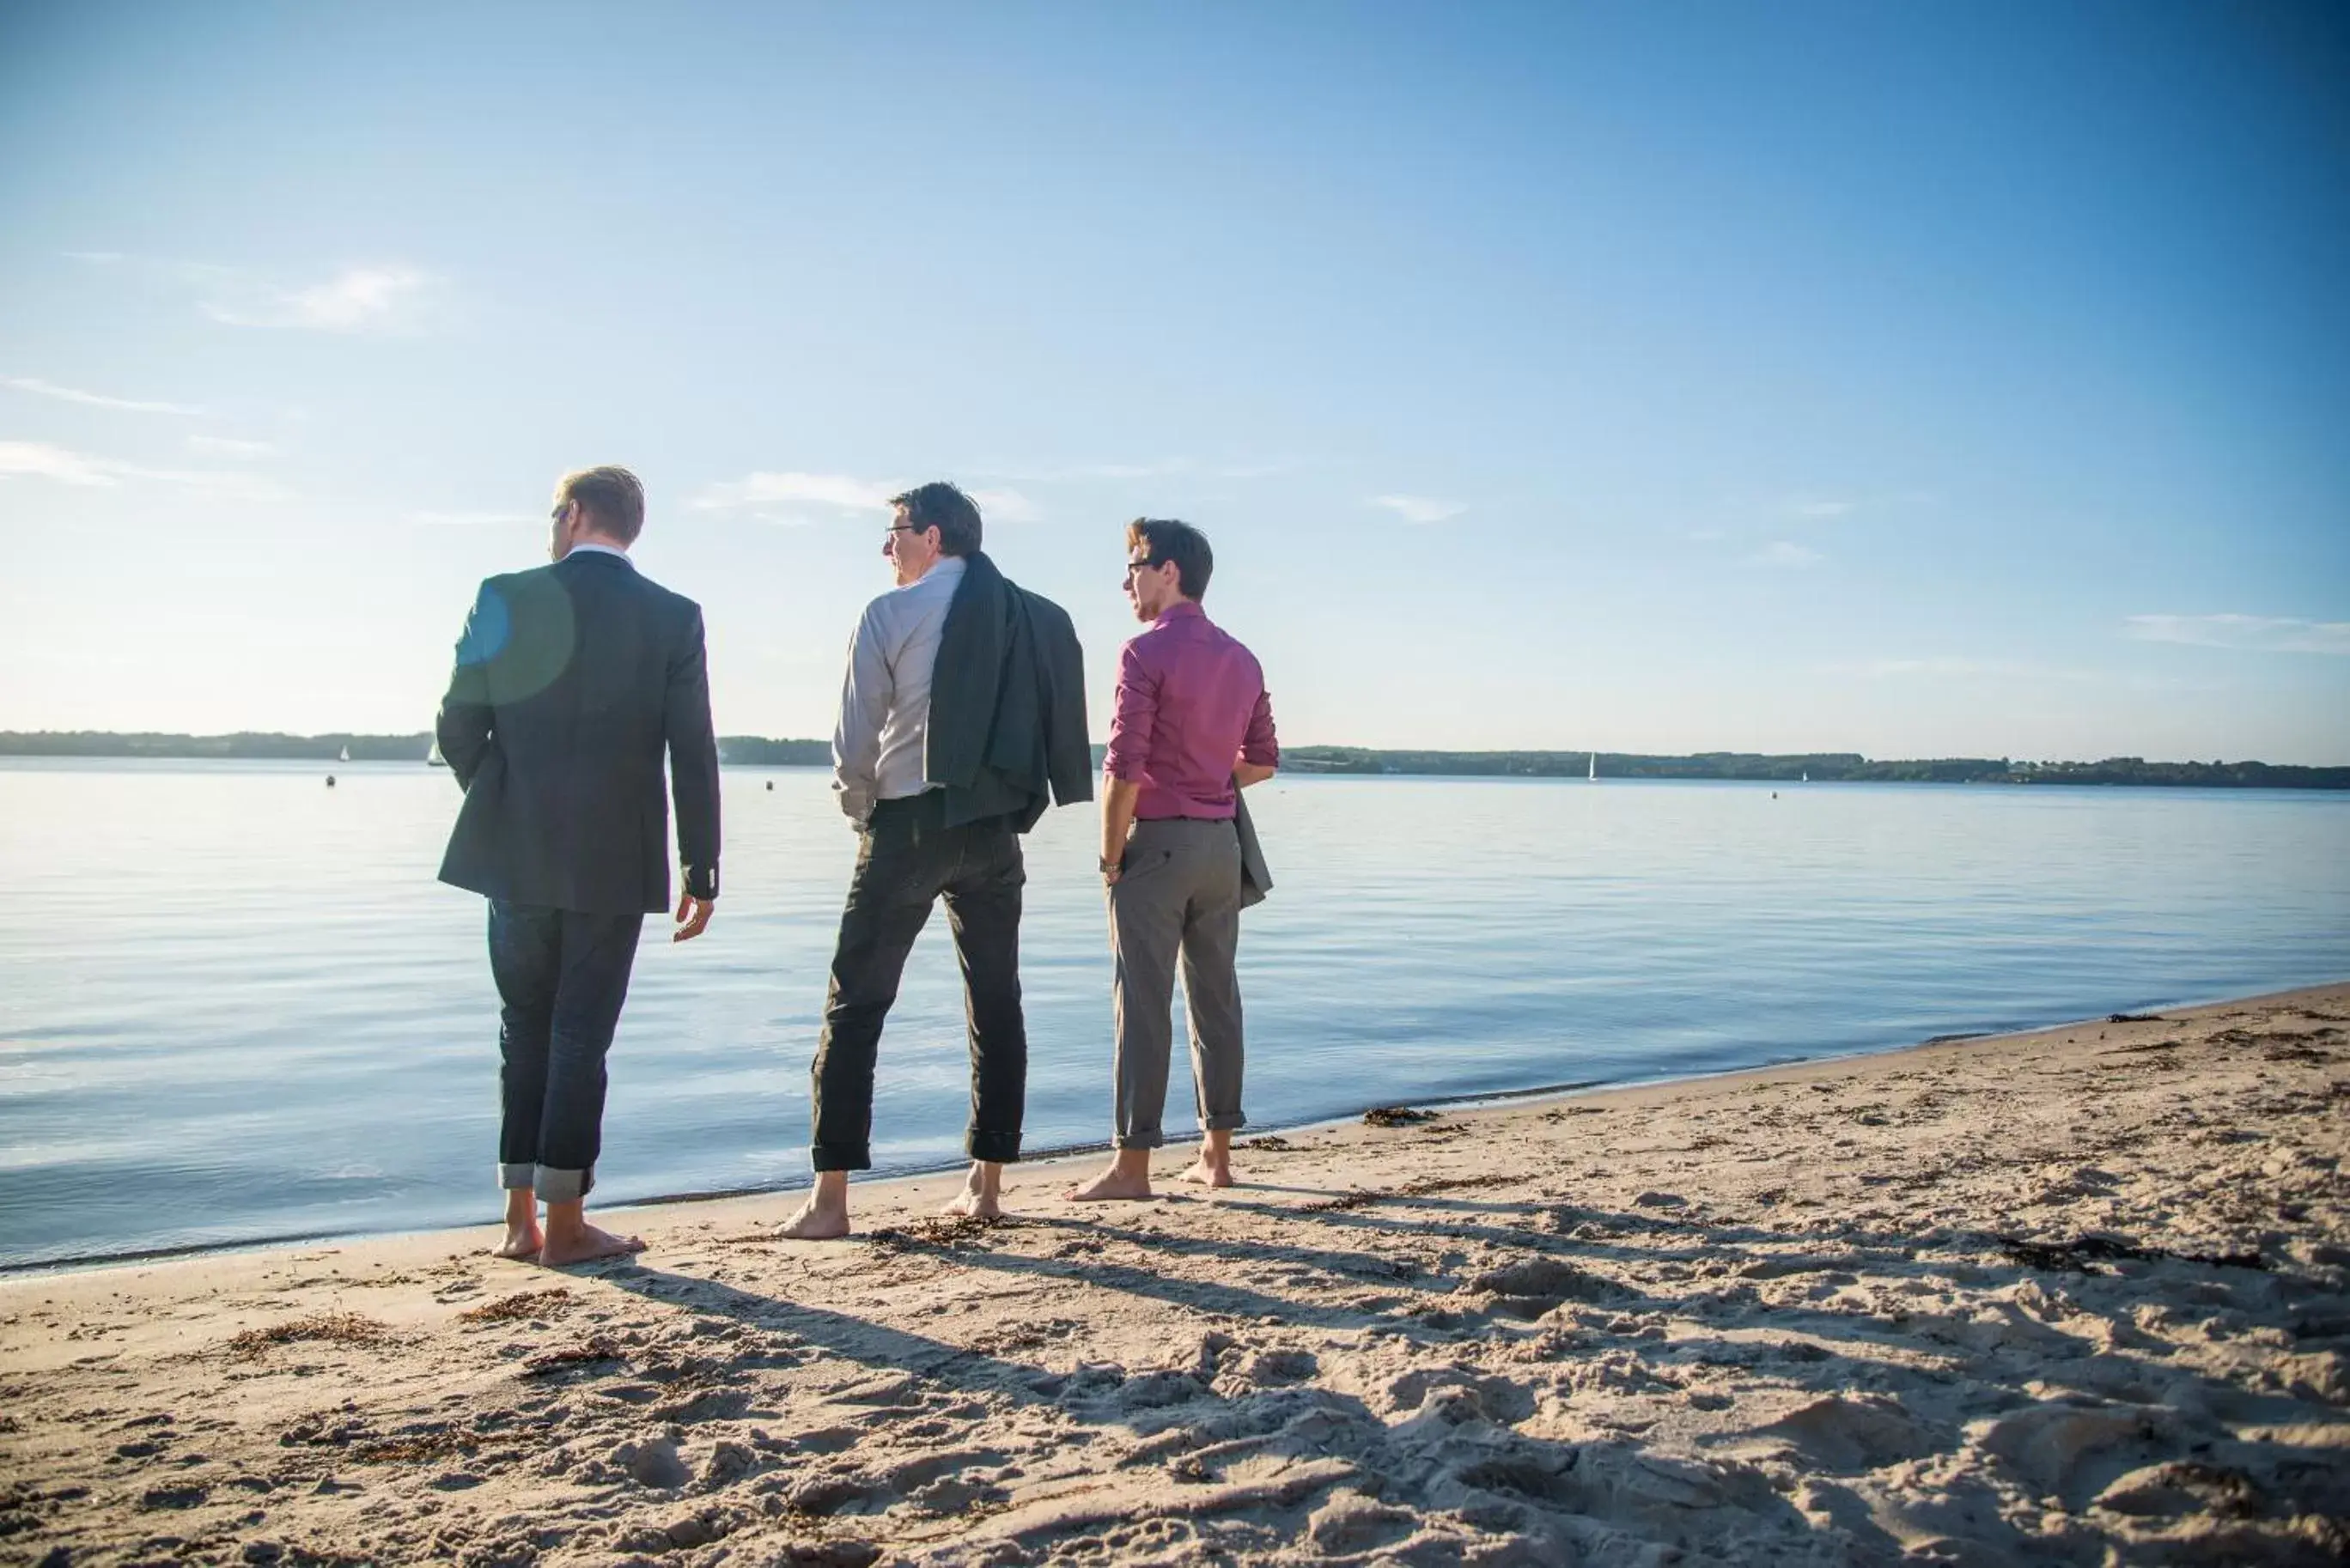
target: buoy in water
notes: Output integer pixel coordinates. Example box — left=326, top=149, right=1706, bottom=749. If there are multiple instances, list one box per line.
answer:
left=326, top=775, right=338, bottom=787
left=765, top=781, right=774, bottom=791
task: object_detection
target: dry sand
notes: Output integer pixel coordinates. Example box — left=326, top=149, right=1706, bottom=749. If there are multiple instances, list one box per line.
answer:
left=3, top=984, right=2347, bottom=1567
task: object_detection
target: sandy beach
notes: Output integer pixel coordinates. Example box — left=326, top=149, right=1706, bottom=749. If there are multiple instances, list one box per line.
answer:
left=3, top=984, right=2345, bottom=1567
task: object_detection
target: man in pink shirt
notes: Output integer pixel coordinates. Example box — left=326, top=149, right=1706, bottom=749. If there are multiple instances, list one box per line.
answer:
left=1068, top=519, right=1278, bottom=1201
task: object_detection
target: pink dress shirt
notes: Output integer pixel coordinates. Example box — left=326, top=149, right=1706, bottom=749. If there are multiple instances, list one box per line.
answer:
left=1105, top=601, right=1278, bottom=820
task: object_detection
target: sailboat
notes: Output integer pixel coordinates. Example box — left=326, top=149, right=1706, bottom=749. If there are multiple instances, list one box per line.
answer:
left=427, top=737, right=447, bottom=767
left=338, top=744, right=350, bottom=763
left=1588, top=751, right=1598, bottom=781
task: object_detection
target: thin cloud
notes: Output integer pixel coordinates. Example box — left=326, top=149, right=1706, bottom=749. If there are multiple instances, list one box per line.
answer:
left=1368, top=494, right=1466, bottom=525
left=1838, top=656, right=2096, bottom=682
left=968, top=488, right=1039, bottom=523
left=3, top=375, right=204, bottom=416
left=67, top=251, right=443, bottom=335
left=405, top=510, right=540, bottom=528
left=1068, top=462, right=1186, bottom=480
left=0, top=439, right=284, bottom=500
left=2126, top=614, right=2350, bottom=656
left=691, top=471, right=1038, bottom=523
left=1785, top=497, right=1855, bottom=519
left=204, top=265, right=441, bottom=333
left=123, top=464, right=289, bottom=501
left=692, top=471, right=902, bottom=512
left=1752, top=540, right=1823, bottom=567
left=0, top=441, right=118, bottom=486
left=187, top=435, right=275, bottom=459
left=1827, top=656, right=2213, bottom=694
left=1012, top=459, right=1196, bottom=482
left=973, top=458, right=1289, bottom=483
left=1774, top=489, right=1939, bottom=520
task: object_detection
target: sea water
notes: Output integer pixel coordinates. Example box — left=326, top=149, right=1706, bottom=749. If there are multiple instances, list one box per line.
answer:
left=2, top=759, right=2344, bottom=1268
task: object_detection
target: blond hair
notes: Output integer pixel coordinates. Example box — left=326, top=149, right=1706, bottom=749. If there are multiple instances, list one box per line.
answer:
left=556, top=465, right=646, bottom=544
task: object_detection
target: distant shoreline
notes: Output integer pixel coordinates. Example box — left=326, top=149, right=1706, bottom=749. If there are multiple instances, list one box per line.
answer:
left=4, top=731, right=2346, bottom=788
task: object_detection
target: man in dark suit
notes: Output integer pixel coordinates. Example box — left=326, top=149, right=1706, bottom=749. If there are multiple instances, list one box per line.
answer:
left=436, top=465, right=720, bottom=1267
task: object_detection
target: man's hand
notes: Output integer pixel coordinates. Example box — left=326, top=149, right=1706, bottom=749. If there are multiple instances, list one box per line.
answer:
left=673, top=892, right=715, bottom=943
left=1100, top=775, right=1142, bottom=887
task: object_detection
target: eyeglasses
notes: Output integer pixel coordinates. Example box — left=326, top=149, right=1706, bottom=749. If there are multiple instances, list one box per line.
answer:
left=1123, top=556, right=1166, bottom=579
left=550, top=501, right=571, bottom=523
left=883, top=524, right=920, bottom=546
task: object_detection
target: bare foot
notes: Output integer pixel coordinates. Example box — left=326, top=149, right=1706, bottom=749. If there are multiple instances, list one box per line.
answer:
left=1177, top=1157, right=1235, bottom=1188
left=777, top=1192, right=851, bottom=1240
left=491, top=1222, right=544, bottom=1261
left=1065, top=1164, right=1155, bottom=1202
left=537, top=1222, right=644, bottom=1267
left=941, top=1162, right=1003, bottom=1220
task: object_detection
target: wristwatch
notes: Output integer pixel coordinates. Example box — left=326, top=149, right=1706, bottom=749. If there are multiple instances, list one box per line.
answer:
left=1099, top=856, right=1121, bottom=874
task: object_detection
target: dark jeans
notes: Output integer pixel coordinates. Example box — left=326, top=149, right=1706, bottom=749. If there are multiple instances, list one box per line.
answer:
left=488, top=900, right=644, bottom=1202
left=812, top=792, right=1026, bottom=1171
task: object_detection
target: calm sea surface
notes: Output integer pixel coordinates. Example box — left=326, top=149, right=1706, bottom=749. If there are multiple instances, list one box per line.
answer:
left=2, top=760, right=2346, bottom=1269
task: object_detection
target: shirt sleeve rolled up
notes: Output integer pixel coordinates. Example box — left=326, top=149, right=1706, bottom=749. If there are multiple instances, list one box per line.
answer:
left=1241, top=684, right=1279, bottom=769
left=1104, top=641, right=1158, bottom=782
left=831, top=604, right=892, bottom=823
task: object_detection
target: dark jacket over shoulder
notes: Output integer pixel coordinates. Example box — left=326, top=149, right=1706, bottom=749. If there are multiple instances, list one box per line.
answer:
left=435, top=550, right=720, bottom=915
left=926, top=550, right=1092, bottom=832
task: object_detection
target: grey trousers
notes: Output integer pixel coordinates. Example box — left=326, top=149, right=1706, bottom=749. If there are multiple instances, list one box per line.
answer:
left=1109, top=817, right=1246, bottom=1149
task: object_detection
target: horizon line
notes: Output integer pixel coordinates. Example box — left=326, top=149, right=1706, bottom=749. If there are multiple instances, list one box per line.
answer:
left=2, top=730, right=2346, bottom=773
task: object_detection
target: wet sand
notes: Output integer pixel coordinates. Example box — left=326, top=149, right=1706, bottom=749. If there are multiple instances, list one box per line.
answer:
left=3, top=983, right=2346, bottom=1565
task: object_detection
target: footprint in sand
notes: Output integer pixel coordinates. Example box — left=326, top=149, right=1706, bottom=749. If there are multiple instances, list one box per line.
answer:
left=2092, top=1460, right=2264, bottom=1519
left=1306, top=1490, right=1422, bottom=1554
left=608, top=1434, right=691, bottom=1490
left=1243, top=1349, right=1318, bottom=1385
left=1970, top=1398, right=2179, bottom=1505
left=782, top=1470, right=880, bottom=1516
left=1743, top=1394, right=1942, bottom=1474
left=1385, top=1367, right=1536, bottom=1425
left=1469, top=1255, right=1626, bottom=1318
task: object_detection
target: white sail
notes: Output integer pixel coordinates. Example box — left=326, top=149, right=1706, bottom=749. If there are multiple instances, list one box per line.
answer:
left=338, top=744, right=350, bottom=763
left=1588, top=751, right=1597, bottom=781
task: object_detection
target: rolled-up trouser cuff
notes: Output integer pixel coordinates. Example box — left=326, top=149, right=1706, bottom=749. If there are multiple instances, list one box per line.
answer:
left=1111, top=1130, right=1166, bottom=1151
left=811, top=1145, right=871, bottom=1173
left=966, top=1130, right=1021, bottom=1164
left=534, top=1164, right=593, bottom=1203
left=1203, top=1113, right=1248, bottom=1133
left=498, top=1163, right=594, bottom=1200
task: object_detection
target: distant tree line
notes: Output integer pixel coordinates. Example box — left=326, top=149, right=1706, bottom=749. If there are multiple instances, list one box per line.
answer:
left=0, top=732, right=834, bottom=765
left=3, top=734, right=2342, bottom=788
left=1279, top=748, right=2350, bottom=789
left=710, top=736, right=831, bottom=765
left=0, top=731, right=442, bottom=761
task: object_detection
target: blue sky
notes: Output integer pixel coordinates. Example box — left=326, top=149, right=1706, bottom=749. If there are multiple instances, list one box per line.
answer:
left=3, top=1, right=2345, bottom=762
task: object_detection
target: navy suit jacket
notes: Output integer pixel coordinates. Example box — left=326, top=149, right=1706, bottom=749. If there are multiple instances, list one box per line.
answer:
left=925, top=550, right=1093, bottom=832
left=435, top=550, right=720, bottom=915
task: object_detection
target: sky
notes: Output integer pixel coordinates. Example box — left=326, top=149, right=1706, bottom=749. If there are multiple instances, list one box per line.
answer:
left=2, top=1, right=2346, bottom=763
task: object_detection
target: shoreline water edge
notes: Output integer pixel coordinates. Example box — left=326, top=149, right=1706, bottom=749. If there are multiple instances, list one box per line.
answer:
left=3, top=981, right=2345, bottom=1564
left=5, top=981, right=2339, bottom=1279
